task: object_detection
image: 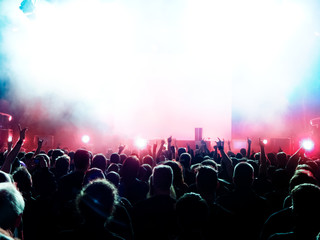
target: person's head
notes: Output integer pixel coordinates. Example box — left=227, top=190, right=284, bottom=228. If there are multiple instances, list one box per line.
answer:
left=55, top=155, right=70, bottom=176
left=12, top=167, right=32, bottom=194
left=177, top=147, right=187, bottom=157
left=110, top=153, right=120, bottom=164
left=201, top=159, right=218, bottom=170
left=51, top=149, right=65, bottom=167
left=74, top=149, right=91, bottom=172
left=163, top=160, right=185, bottom=186
left=289, top=169, right=318, bottom=192
left=179, top=153, right=192, bottom=169
left=291, top=183, right=320, bottom=236
left=176, top=192, right=209, bottom=232
left=0, top=182, right=25, bottom=231
left=107, top=163, right=120, bottom=173
left=119, top=153, right=127, bottom=164
left=142, top=155, right=154, bottom=167
left=196, top=166, right=218, bottom=196
left=83, top=168, right=105, bottom=186
left=150, top=165, right=173, bottom=195
left=105, top=171, right=120, bottom=188
left=91, top=154, right=107, bottom=172
left=34, top=153, right=50, bottom=168
left=137, top=164, right=152, bottom=182
left=120, top=156, right=140, bottom=180
left=76, top=179, right=118, bottom=224
left=240, top=148, right=246, bottom=157
left=233, top=162, right=254, bottom=189
left=0, top=171, right=11, bottom=183
left=276, top=152, right=287, bottom=168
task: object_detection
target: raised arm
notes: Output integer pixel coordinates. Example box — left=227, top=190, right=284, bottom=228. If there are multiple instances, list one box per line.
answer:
left=1, top=125, right=27, bottom=174
left=286, top=146, right=305, bottom=175
left=118, top=144, right=126, bottom=155
left=258, top=138, right=269, bottom=178
left=217, top=138, right=233, bottom=180
left=246, top=137, right=252, bottom=159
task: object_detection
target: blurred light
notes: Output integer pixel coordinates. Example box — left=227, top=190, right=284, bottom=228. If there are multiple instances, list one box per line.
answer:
left=301, top=139, right=314, bottom=151
left=135, top=137, right=147, bottom=149
left=8, top=136, right=12, bottom=142
left=263, top=139, right=268, bottom=145
left=8, top=116, right=12, bottom=121
left=82, top=135, right=90, bottom=144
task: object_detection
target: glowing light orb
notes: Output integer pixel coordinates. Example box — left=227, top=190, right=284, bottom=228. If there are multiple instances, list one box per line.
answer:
left=8, top=116, right=12, bottom=121
left=81, top=135, right=90, bottom=144
left=135, top=137, right=147, bottom=149
left=8, top=136, right=12, bottom=142
left=301, top=139, right=314, bottom=151
left=262, top=139, right=268, bottom=145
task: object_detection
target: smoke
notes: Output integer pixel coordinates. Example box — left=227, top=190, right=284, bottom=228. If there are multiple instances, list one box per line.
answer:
left=0, top=0, right=319, bottom=146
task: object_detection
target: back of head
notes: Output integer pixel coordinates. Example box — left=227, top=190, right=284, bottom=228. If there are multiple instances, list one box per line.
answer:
left=178, top=147, right=187, bottom=157
left=179, top=153, right=191, bottom=169
left=240, top=148, right=246, bottom=157
left=142, top=155, right=154, bottom=167
left=74, top=149, right=91, bottom=172
left=76, top=179, right=118, bottom=223
left=289, top=169, right=318, bottom=192
left=163, top=160, right=184, bottom=185
left=276, top=152, right=287, bottom=168
left=12, top=167, right=32, bottom=194
left=83, top=168, right=105, bottom=186
left=0, top=171, right=11, bottom=183
left=201, top=159, right=218, bottom=170
left=55, top=155, right=70, bottom=175
left=110, top=153, right=120, bottom=164
left=151, top=165, right=173, bottom=192
left=0, top=182, right=25, bottom=231
left=196, top=166, right=218, bottom=195
left=121, top=156, right=140, bottom=180
left=51, top=149, right=65, bottom=166
left=91, top=154, right=107, bottom=172
left=176, top=192, right=209, bottom=231
left=233, top=162, right=254, bottom=189
left=106, top=171, right=120, bottom=188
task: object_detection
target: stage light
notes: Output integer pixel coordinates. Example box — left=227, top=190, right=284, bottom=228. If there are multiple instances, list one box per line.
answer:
left=301, top=139, right=314, bottom=151
left=263, top=139, right=268, bottom=145
left=8, top=136, right=12, bottom=142
left=135, top=137, right=147, bottom=149
left=8, top=116, right=12, bottom=122
left=82, top=135, right=90, bottom=144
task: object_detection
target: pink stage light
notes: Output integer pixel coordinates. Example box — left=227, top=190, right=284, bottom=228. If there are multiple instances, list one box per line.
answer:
left=135, top=137, right=147, bottom=149
left=301, top=139, right=314, bottom=151
left=81, top=135, right=90, bottom=144
left=8, top=116, right=12, bottom=121
left=262, top=139, right=268, bottom=145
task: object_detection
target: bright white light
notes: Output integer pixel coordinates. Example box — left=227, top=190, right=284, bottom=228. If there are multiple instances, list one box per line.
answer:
left=8, top=116, right=12, bottom=121
left=135, top=137, right=147, bottom=149
left=8, top=136, right=12, bottom=142
left=82, top=135, right=90, bottom=144
left=263, top=139, right=268, bottom=145
left=301, top=139, right=314, bottom=151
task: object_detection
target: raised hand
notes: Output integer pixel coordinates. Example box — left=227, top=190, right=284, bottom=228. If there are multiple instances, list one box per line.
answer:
left=216, top=138, right=224, bottom=151
left=38, top=139, right=44, bottom=148
left=118, top=144, right=126, bottom=154
left=247, top=137, right=252, bottom=145
left=167, top=136, right=172, bottom=144
left=18, top=124, right=28, bottom=141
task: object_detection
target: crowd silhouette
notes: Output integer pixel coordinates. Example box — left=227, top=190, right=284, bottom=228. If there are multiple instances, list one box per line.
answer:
left=0, top=125, right=320, bottom=240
